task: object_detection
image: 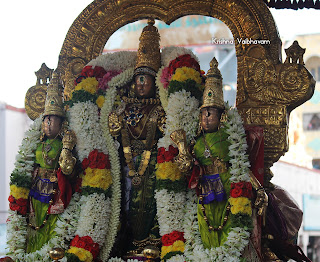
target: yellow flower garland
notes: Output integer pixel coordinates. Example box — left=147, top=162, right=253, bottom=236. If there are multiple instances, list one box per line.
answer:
left=229, top=197, right=252, bottom=216
left=75, top=77, right=98, bottom=94
left=161, top=240, right=185, bottom=259
left=96, top=95, right=105, bottom=109
left=10, top=185, right=29, bottom=199
left=171, top=67, right=202, bottom=84
left=82, top=168, right=112, bottom=190
left=68, top=246, right=93, bottom=262
left=155, top=162, right=183, bottom=181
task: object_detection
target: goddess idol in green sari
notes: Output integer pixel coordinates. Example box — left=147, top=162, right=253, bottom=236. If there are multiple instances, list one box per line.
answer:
left=172, top=58, right=267, bottom=260
left=191, top=58, right=235, bottom=249
left=26, top=73, right=77, bottom=253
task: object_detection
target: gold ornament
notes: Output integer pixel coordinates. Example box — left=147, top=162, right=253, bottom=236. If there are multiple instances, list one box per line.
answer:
left=134, top=19, right=161, bottom=77
left=200, top=57, right=224, bottom=110
left=43, top=71, right=65, bottom=118
left=143, top=245, right=160, bottom=261
left=59, top=130, right=77, bottom=175
left=170, top=129, right=193, bottom=173
left=25, top=63, right=54, bottom=120
left=49, top=247, right=65, bottom=261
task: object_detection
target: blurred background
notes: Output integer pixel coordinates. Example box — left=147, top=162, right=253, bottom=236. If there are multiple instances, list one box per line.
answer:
left=1, top=1, right=320, bottom=260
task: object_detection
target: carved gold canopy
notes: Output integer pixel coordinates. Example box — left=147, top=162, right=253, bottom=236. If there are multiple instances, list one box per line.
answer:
left=48, top=0, right=314, bottom=185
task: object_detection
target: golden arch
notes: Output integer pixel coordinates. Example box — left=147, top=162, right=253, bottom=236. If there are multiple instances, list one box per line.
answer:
left=58, top=0, right=315, bottom=185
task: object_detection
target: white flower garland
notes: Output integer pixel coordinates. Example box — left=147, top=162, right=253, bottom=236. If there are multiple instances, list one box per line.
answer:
left=108, top=67, right=134, bottom=89
left=68, top=98, right=115, bottom=260
left=7, top=116, right=41, bottom=259
left=154, top=190, right=186, bottom=236
left=68, top=101, right=108, bottom=161
left=161, top=46, right=199, bottom=67
left=76, top=194, right=111, bottom=246
left=71, top=50, right=133, bottom=261
left=224, top=108, right=250, bottom=183
left=99, top=86, right=122, bottom=261
left=158, top=89, right=199, bottom=149
left=166, top=254, right=186, bottom=262
left=182, top=105, right=251, bottom=262
left=108, top=258, right=139, bottom=262
left=88, top=51, right=137, bottom=72
left=155, top=66, right=169, bottom=112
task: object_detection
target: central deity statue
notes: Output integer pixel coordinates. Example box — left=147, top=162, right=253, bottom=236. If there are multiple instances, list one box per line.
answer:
left=108, top=20, right=166, bottom=258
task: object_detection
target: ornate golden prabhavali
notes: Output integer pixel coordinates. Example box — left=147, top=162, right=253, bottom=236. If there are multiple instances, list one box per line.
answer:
left=26, top=0, right=315, bottom=185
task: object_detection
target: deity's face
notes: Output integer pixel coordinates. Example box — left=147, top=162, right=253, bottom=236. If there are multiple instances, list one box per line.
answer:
left=43, top=115, right=62, bottom=139
left=200, top=107, right=221, bottom=133
left=134, top=74, right=155, bottom=98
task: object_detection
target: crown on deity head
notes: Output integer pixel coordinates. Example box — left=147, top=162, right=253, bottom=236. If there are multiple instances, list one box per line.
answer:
left=200, top=57, right=225, bottom=110
left=43, top=71, right=66, bottom=118
left=134, top=19, right=161, bottom=77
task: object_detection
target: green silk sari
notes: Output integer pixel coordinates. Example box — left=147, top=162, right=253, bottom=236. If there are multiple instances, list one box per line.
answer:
left=193, top=128, right=232, bottom=248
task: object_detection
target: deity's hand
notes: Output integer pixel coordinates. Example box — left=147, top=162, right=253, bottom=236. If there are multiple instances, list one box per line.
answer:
left=255, top=188, right=268, bottom=217
left=109, top=112, right=122, bottom=136
left=174, top=153, right=193, bottom=173
left=170, top=129, right=193, bottom=173
left=249, top=170, right=268, bottom=221
left=59, top=130, right=77, bottom=175
left=59, top=149, right=76, bottom=175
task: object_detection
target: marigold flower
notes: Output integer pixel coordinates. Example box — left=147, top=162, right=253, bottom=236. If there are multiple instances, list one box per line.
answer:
left=10, top=185, right=29, bottom=200
left=75, top=77, right=98, bottom=94
left=68, top=246, right=93, bottom=262
left=155, top=162, right=183, bottom=181
left=161, top=240, right=185, bottom=258
left=229, top=197, right=252, bottom=215
left=96, top=95, right=105, bottom=109
left=82, top=167, right=112, bottom=190
left=171, top=67, right=202, bottom=84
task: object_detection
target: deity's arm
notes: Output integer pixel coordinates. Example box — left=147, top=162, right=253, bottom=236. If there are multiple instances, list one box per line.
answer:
left=249, top=170, right=268, bottom=221
left=157, top=106, right=166, bottom=135
left=108, top=103, right=125, bottom=137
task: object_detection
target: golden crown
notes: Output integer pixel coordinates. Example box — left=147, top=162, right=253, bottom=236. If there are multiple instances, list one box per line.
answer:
left=200, top=57, right=224, bottom=110
left=134, top=19, right=161, bottom=77
left=43, top=71, right=65, bottom=118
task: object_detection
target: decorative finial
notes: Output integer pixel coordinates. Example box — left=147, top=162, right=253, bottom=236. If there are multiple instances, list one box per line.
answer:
left=284, top=40, right=306, bottom=65
left=134, top=19, right=161, bottom=77
left=200, top=57, right=224, bottom=110
left=207, top=57, right=222, bottom=78
left=147, top=19, right=155, bottom=26
left=43, top=70, right=65, bottom=118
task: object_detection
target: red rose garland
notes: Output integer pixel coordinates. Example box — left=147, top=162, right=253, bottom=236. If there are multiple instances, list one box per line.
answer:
left=157, top=145, right=179, bottom=163
left=70, top=235, right=100, bottom=260
left=82, top=149, right=111, bottom=170
left=162, top=231, right=185, bottom=246
left=230, top=182, right=253, bottom=199
left=75, top=65, right=107, bottom=85
left=8, top=196, right=28, bottom=215
left=168, top=54, right=200, bottom=75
